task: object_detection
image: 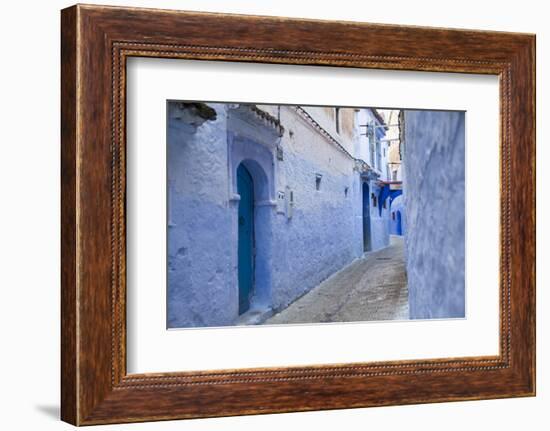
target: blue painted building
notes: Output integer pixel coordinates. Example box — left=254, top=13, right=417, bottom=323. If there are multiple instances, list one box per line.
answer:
left=167, top=102, right=392, bottom=328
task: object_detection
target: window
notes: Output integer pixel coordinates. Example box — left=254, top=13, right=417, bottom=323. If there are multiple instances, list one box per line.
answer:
left=368, top=124, right=375, bottom=167
left=315, top=173, right=322, bottom=191
left=335, top=107, right=340, bottom=134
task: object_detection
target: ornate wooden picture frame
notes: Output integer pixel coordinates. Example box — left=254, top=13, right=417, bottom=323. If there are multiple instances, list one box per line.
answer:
left=61, top=4, right=535, bottom=425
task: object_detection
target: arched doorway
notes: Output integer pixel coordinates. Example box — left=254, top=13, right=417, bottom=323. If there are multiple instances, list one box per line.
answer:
left=362, top=182, right=371, bottom=252
left=237, top=164, right=255, bottom=314
left=233, top=155, right=273, bottom=319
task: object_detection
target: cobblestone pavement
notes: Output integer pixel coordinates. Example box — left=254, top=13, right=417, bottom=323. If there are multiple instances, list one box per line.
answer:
left=264, top=236, right=409, bottom=324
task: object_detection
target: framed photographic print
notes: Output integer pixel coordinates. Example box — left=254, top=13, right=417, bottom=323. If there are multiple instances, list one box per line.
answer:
left=61, top=4, right=536, bottom=425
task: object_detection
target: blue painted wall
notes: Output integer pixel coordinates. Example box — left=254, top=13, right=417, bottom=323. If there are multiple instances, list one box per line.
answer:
left=369, top=181, right=391, bottom=251
left=270, top=149, right=365, bottom=312
left=167, top=103, right=237, bottom=328
left=403, top=110, right=465, bottom=319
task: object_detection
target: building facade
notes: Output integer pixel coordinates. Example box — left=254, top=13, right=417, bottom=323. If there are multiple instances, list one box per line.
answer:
left=167, top=102, right=392, bottom=328
left=379, top=109, right=404, bottom=182
left=373, top=109, right=406, bottom=237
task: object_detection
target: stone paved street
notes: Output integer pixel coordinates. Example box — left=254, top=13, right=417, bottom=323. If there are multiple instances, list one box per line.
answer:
left=264, top=236, right=409, bottom=324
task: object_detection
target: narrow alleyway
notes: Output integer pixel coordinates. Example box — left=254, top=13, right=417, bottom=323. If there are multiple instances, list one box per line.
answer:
left=264, top=236, right=409, bottom=324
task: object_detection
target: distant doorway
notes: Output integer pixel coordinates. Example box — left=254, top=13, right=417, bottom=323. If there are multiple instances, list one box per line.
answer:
left=396, top=210, right=403, bottom=235
left=362, top=182, right=371, bottom=252
left=237, top=164, right=255, bottom=314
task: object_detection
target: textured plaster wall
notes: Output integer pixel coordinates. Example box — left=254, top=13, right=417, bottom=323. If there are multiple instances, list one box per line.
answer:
left=389, top=195, right=406, bottom=235
left=254, top=105, right=368, bottom=312
left=403, top=110, right=465, bottom=319
left=167, top=102, right=391, bottom=328
left=167, top=103, right=237, bottom=328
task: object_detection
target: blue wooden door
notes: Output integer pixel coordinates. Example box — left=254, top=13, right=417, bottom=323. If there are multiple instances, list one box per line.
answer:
left=237, top=164, right=255, bottom=314
left=396, top=210, right=402, bottom=236
left=362, top=182, right=371, bottom=251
